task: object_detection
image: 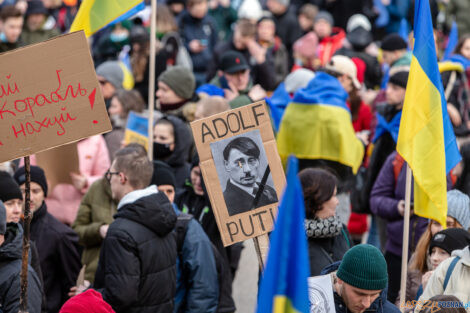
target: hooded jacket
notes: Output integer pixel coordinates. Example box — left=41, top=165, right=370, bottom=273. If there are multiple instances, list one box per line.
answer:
left=321, top=262, right=401, bottom=313
left=157, top=116, right=192, bottom=191
left=416, top=246, right=470, bottom=313
left=94, top=186, right=177, bottom=313
left=30, top=202, right=82, bottom=313
left=0, top=224, right=43, bottom=313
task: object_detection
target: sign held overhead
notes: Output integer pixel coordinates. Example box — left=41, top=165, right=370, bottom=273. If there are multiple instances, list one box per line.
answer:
left=0, top=31, right=111, bottom=163
left=191, top=101, right=286, bottom=246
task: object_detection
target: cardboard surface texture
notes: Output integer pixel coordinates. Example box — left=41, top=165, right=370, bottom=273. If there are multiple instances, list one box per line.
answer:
left=36, top=142, right=79, bottom=189
left=0, top=31, right=111, bottom=163
left=191, top=101, right=286, bottom=246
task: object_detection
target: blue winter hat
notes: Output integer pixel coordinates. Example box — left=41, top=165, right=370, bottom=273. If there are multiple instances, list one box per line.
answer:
left=447, top=190, right=470, bottom=230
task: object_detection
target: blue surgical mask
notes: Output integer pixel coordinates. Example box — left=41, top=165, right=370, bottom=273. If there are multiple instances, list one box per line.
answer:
left=0, top=32, right=7, bottom=43
left=110, top=33, right=129, bottom=43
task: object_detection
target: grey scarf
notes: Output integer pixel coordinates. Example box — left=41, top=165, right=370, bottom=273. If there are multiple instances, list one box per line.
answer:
left=305, top=215, right=343, bottom=238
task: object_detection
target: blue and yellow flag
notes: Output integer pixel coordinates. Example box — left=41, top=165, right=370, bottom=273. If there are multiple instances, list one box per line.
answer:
left=396, top=0, right=461, bottom=227
left=256, top=156, right=310, bottom=313
left=124, top=111, right=149, bottom=150
left=277, top=72, right=364, bottom=174
left=70, top=0, right=145, bottom=37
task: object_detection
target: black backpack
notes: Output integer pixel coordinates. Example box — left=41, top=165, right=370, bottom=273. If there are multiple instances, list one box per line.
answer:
left=175, top=214, right=236, bottom=313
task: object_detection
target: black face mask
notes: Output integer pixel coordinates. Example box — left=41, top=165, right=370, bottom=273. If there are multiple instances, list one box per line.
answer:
left=153, top=142, right=173, bottom=160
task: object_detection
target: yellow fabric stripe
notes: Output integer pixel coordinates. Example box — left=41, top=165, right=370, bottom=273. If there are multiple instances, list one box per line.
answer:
left=273, top=296, right=301, bottom=313
left=277, top=103, right=364, bottom=173
left=124, top=130, right=149, bottom=151
left=70, top=0, right=93, bottom=36
left=397, top=55, right=447, bottom=227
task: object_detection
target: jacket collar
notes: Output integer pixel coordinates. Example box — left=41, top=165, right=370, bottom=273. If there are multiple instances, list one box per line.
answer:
left=32, top=201, right=47, bottom=223
left=117, top=185, right=158, bottom=210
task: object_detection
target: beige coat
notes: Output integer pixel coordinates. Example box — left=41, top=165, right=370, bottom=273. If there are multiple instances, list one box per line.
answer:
left=415, top=246, right=470, bottom=312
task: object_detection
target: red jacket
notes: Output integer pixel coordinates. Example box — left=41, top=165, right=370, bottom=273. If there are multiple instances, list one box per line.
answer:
left=317, top=27, right=346, bottom=67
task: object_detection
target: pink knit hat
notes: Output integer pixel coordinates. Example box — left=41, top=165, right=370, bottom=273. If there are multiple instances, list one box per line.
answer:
left=293, top=32, right=319, bottom=59
left=59, top=289, right=115, bottom=313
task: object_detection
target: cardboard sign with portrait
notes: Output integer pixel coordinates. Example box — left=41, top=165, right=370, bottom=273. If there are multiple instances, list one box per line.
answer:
left=191, top=101, right=286, bottom=246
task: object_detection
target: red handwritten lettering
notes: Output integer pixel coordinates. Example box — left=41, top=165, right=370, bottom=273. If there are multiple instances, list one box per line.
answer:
left=1, top=70, right=88, bottom=119
left=11, top=108, right=77, bottom=138
left=0, top=100, right=16, bottom=119
left=0, top=74, right=20, bottom=98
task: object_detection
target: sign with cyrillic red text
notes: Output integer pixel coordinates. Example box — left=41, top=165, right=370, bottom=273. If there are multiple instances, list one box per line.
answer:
left=0, top=31, right=111, bottom=163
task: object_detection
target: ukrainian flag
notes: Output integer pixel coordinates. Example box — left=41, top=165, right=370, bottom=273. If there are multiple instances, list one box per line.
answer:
left=70, top=0, right=145, bottom=37
left=256, top=156, right=310, bottom=313
left=396, top=0, right=461, bottom=227
left=277, top=72, right=364, bottom=174
left=124, top=111, right=149, bottom=150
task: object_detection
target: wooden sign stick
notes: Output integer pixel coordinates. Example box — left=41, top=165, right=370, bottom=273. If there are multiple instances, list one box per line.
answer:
left=19, top=156, right=32, bottom=313
left=253, top=234, right=270, bottom=271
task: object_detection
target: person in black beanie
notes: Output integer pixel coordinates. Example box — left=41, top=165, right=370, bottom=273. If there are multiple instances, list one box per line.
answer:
left=0, top=198, right=43, bottom=313
left=152, top=160, right=220, bottom=313
left=0, top=171, right=24, bottom=224
left=381, top=33, right=412, bottom=68
left=152, top=161, right=178, bottom=203
left=428, top=228, right=470, bottom=271
left=14, top=165, right=81, bottom=313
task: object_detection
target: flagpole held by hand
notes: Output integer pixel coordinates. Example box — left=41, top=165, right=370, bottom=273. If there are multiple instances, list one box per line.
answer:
left=399, top=164, right=412, bottom=313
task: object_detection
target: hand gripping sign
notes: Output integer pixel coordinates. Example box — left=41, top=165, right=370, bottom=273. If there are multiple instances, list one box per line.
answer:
left=0, top=31, right=111, bottom=163
left=191, top=101, right=286, bottom=254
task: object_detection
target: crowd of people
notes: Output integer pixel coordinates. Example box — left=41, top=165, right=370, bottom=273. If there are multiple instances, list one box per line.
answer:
left=1, top=0, right=470, bottom=312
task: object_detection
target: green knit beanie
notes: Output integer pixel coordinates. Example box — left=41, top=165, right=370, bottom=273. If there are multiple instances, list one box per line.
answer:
left=158, top=66, right=195, bottom=100
left=336, top=244, right=388, bottom=290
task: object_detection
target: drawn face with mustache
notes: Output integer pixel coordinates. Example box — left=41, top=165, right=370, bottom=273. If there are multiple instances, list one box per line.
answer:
left=224, top=148, right=260, bottom=187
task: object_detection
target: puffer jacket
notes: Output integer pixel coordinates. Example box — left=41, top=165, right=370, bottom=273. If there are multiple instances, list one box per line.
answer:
left=321, top=262, right=401, bottom=313
left=0, top=224, right=43, bottom=313
left=416, top=246, right=470, bottom=313
left=72, top=178, right=117, bottom=282
left=94, top=186, right=177, bottom=313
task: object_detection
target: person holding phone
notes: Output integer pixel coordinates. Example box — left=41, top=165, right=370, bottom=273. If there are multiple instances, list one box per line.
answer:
left=179, top=0, right=218, bottom=86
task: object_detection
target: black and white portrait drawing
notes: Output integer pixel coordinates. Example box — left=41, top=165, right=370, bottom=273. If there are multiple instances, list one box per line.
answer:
left=210, top=130, right=278, bottom=216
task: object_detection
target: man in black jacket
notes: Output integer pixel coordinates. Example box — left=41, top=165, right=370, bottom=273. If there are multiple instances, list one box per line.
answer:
left=0, top=200, right=43, bottom=313
left=94, top=146, right=177, bottom=313
left=14, top=166, right=82, bottom=313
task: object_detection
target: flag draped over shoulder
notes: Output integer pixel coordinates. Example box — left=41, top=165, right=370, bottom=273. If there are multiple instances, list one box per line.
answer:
left=70, top=0, right=145, bottom=37
left=277, top=72, right=364, bottom=174
left=396, top=0, right=461, bottom=227
left=256, top=156, right=310, bottom=313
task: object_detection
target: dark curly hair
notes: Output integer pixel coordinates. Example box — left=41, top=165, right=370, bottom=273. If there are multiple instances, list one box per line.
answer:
left=299, top=168, right=337, bottom=219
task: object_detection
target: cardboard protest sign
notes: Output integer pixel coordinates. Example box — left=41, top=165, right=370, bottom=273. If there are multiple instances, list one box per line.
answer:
left=191, top=101, right=286, bottom=246
left=123, top=111, right=150, bottom=150
left=0, top=31, right=111, bottom=163
left=36, top=142, right=79, bottom=189
left=308, top=275, right=335, bottom=313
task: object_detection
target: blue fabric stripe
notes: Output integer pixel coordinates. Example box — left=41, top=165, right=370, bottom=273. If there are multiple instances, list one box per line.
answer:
left=106, top=1, right=145, bottom=29
left=126, top=111, right=148, bottom=137
left=412, top=0, right=461, bottom=173
left=292, top=72, right=350, bottom=112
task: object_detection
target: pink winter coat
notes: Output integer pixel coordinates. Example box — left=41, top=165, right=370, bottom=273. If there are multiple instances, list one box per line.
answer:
left=27, top=135, right=110, bottom=225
